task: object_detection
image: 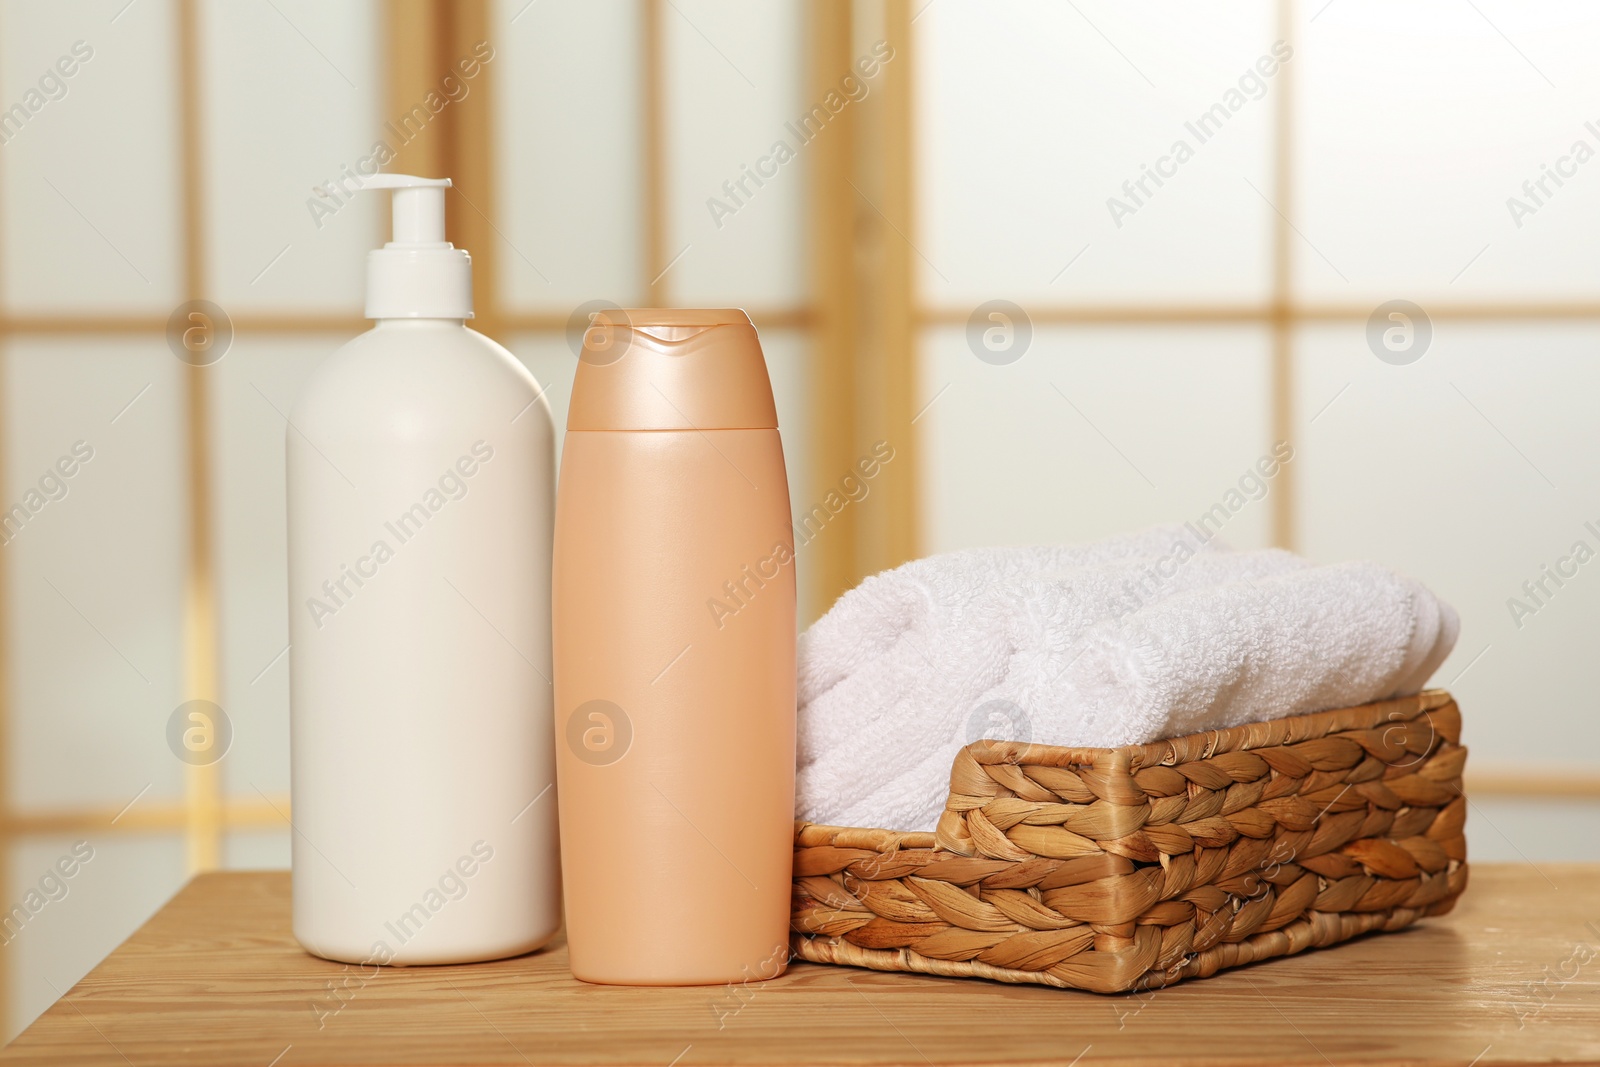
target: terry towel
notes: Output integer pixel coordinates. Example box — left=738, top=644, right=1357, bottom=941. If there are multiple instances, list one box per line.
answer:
left=796, top=524, right=1459, bottom=833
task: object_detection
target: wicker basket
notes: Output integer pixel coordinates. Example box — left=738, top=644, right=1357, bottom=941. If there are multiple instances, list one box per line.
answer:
left=791, top=689, right=1467, bottom=993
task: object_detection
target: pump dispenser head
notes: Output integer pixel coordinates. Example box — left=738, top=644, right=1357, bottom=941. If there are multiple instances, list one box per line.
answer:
left=359, top=174, right=472, bottom=320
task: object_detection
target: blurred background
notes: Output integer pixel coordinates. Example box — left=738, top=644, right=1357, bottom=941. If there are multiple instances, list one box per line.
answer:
left=1, top=0, right=1598, bottom=1039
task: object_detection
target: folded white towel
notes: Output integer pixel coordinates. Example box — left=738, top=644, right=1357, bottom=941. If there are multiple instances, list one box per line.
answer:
left=796, top=525, right=1458, bottom=833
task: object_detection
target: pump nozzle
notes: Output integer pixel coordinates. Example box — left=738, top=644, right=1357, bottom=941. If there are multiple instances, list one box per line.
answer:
left=356, top=173, right=472, bottom=320
left=359, top=173, right=452, bottom=246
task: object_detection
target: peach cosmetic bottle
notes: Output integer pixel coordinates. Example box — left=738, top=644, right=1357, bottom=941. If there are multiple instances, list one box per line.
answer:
left=553, top=309, right=796, bottom=985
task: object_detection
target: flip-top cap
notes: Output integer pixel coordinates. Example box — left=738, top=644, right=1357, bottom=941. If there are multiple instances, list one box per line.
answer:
left=568, top=309, right=778, bottom=431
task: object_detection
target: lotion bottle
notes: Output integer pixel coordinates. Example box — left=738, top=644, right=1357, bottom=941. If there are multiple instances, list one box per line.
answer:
left=553, top=309, right=797, bottom=984
left=287, top=174, right=560, bottom=965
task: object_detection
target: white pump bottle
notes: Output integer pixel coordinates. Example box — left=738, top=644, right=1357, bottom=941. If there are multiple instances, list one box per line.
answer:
left=287, top=174, right=560, bottom=965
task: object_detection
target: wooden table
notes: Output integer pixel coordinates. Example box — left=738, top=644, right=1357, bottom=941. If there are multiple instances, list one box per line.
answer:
left=4, top=866, right=1598, bottom=1066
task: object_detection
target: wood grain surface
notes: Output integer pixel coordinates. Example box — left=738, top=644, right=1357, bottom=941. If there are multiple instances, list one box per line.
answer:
left=3, top=866, right=1598, bottom=1066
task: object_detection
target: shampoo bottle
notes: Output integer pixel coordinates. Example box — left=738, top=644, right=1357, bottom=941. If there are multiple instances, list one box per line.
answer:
left=287, top=174, right=560, bottom=965
left=553, top=309, right=797, bottom=985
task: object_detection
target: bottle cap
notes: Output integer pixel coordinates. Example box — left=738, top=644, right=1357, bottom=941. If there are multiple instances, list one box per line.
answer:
left=357, top=174, right=472, bottom=320
left=568, top=309, right=778, bottom=431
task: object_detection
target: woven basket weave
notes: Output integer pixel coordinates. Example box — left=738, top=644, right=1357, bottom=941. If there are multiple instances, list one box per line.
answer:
left=791, top=689, right=1467, bottom=993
